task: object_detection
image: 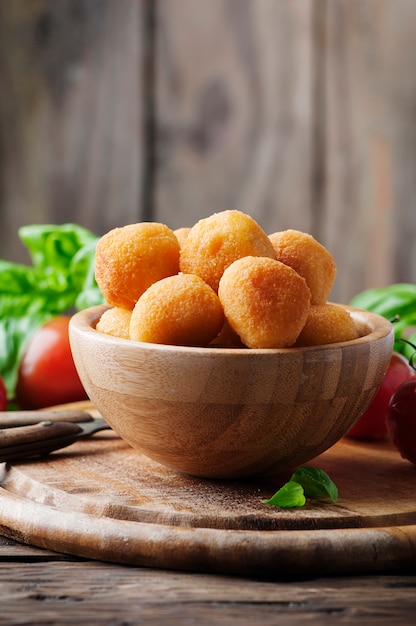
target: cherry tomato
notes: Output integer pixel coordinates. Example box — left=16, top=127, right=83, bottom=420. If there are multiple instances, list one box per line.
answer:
left=0, top=375, right=7, bottom=411
left=386, top=378, right=416, bottom=465
left=15, top=316, right=88, bottom=409
left=346, top=352, right=415, bottom=440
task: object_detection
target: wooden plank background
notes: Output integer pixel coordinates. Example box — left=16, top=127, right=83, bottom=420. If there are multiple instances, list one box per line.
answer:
left=0, top=0, right=415, bottom=303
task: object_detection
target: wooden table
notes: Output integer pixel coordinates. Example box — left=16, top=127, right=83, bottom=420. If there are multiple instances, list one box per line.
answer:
left=1, top=533, right=415, bottom=625
left=1, top=418, right=416, bottom=624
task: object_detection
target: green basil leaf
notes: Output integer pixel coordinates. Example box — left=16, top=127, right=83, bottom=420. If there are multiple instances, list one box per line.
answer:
left=290, top=466, right=338, bottom=502
left=350, top=283, right=416, bottom=356
left=19, top=223, right=97, bottom=272
left=0, top=224, right=103, bottom=399
left=70, top=238, right=104, bottom=309
left=350, top=283, right=416, bottom=316
left=262, top=481, right=306, bottom=509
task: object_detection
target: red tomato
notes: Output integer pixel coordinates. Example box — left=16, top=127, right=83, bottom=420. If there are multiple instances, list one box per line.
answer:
left=15, top=316, right=88, bottom=409
left=386, top=378, right=416, bottom=464
left=0, top=375, right=7, bottom=411
left=346, top=352, right=415, bottom=440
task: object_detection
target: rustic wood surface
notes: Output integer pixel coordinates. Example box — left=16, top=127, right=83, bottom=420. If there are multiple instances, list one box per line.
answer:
left=1, top=3, right=415, bottom=618
left=1, top=400, right=416, bottom=580
left=69, top=305, right=393, bottom=479
left=1, top=1, right=416, bottom=303
left=0, top=0, right=146, bottom=259
left=0, top=402, right=415, bottom=622
left=1, top=534, right=416, bottom=624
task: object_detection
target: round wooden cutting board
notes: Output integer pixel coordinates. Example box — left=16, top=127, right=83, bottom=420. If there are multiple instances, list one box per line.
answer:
left=1, top=401, right=416, bottom=577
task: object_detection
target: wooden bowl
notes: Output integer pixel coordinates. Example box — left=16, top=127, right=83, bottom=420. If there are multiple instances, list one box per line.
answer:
left=69, top=305, right=394, bottom=479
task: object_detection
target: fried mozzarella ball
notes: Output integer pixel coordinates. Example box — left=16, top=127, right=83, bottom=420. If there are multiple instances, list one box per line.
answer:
left=180, top=210, right=276, bottom=292
left=295, top=303, right=360, bottom=346
left=95, top=222, right=180, bottom=310
left=96, top=306, right=132, bottom=340
left=209, top=319, right=245, bottom=348
left=218, top=256, right=311, bottom=349
left=129, top=273, right=224, bottom=346
left=173, top=227, right=191, bottom=248
left=268, top=229, right=337, bottom=305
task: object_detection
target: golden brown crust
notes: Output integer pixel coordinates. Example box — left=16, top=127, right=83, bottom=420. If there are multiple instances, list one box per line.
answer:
left=93, top=214, right=345, bottom=349
left=173, top=227, right=191, bottom=249
left=209, top=319, right=245, bottom=348
left=129, top=273, right=224, bottom=346
left=269, top=229, right=337, bottom=305
left=95, top=222, right=180, bottom=310
left=295, top=303, right=360, bottom=346
left=180, top=210, right=276, bottom=292
left=96, top=307, right=132, bottom=340
left=218, top=256, right=311, bottom=349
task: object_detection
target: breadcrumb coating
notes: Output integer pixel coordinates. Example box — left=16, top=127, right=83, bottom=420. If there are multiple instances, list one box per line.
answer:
left=96, top=307, right=132, bottom=340
left=95, top=222, right=180, bottom=310
left=209, top=319, right=245, bottom=348
left=218, top=256, right=311, bottom=349
left=173, top=227, right=191, bottom=249
left=269, top=229, right=337, bottom=305
left=295, top=303, right=360, bottom=346
left=129, top=273, right=224, bottom=346
left=180, top=210, right=276, bottom=292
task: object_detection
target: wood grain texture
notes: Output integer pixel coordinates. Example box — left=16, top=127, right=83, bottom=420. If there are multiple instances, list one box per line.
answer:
left=69, top=305, right=393, bottom=478
left=1, top=400, right=416, bottom=578
left=154, top=0, right=315, bottom=236
left=153, top=0, right=416, bottom=302
left=0, top=550, right=415, bottom=625
left=323, top=0, right=416, bottom=301
left=1, top=1, right=416, bottom=299
left=0, top=0, right=145, bottom=262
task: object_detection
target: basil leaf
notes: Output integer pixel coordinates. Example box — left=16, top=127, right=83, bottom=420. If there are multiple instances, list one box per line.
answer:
left=350, top=284, right=416, bottom=356
left=290, top=466, right=338, bottom=502
left=262, top=481, right=306, bottom=509
left=70, top=238, right=103, bottom=309
left=350, top=283, right=416, bottom=317
left=0, top=224, right=104, bottom=399
left=19, top=223, right=97, bottom=272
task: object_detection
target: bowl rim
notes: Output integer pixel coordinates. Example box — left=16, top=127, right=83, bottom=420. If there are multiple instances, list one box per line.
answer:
left=69, top=303, right=394, bottom=356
